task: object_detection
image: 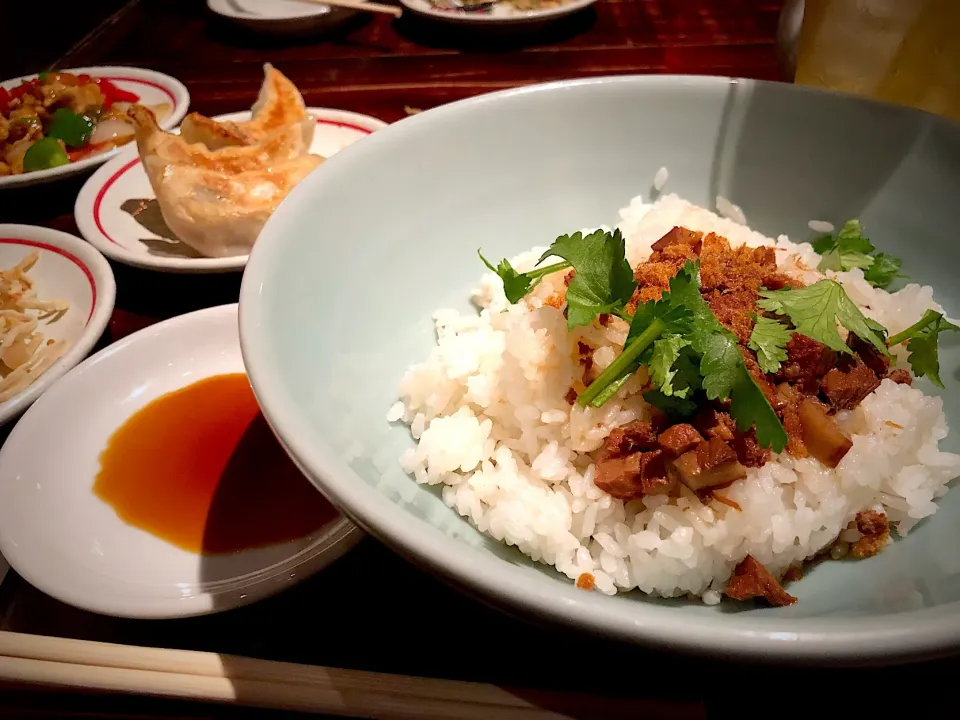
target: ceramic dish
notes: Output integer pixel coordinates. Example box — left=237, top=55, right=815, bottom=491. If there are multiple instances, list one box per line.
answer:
left=0, top=224, right=115, bottom=426
left=0, top=304, right=362, bottom=619
left=207, top=0, right=356, bottom=35
left=74, top=108, right=387, bottom=274
left=239, top=75, right=960, bottom=663
left=0, top=67, right=189, bottom=189
left=399, top=0, right=596, bottom=25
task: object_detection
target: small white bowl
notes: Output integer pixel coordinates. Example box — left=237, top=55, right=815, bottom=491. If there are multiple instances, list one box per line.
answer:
left=0, top=67, right=190, bottom=190
left=207, top=0, right=356, bottom=35
left=74, top=108, right=387, bottom=274
left=0, top=304, right=362, bottom=618
left=0, top=224, right=115, bottom=426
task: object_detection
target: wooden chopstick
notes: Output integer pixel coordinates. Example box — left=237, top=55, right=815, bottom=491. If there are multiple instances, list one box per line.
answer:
left=0, top=632, right=694, bottom=719
left=300, top=0, right=403, bottom=18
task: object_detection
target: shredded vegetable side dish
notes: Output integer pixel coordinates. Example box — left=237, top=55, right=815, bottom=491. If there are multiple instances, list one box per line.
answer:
left=0, top=253, right=70, bottom=401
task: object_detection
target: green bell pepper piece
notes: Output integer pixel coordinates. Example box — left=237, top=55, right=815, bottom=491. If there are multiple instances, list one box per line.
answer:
left=47, top=108, right=93, bottom=149
left=22, top=137, right=70, bottom=172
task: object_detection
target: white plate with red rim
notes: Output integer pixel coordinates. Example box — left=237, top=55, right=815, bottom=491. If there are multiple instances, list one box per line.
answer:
left=0, top=66, right=190, bottom=189
left=399, top=0, right=596, bottom=25
left=0, top=304, right=362, bottom=618
left=0, top=224, right=115, bottom=426
left=74, top=107, right=387, bottom=274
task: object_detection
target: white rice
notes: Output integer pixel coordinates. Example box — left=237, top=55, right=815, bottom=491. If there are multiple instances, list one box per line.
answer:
left=392, top=191, right=960, bottom=600
left=652, top=166, right=669, bottom=192
left=808, top=219, right=836, bottom=234
left=715, top=196, right=747, bottom=225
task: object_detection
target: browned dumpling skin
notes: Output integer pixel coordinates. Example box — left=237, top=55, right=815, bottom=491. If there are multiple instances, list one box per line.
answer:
left=126, top=65, right=324, bottom=259
left=179, top=63, right=315, bottom=152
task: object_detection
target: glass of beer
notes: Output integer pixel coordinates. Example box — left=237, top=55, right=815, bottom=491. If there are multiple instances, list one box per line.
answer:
left=786, top=0, right=960, bottom=122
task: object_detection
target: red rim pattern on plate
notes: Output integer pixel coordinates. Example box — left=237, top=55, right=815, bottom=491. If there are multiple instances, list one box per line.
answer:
left=101, top=76, right=178, bottom=108
left=91, top=118, right=375, bottom=249
left=0, top=238, right=97, bottom=325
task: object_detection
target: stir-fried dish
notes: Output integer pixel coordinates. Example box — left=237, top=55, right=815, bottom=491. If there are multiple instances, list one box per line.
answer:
left=0, top=252, right=70, bottom=402
left=0, top=72, right=169, bottom=176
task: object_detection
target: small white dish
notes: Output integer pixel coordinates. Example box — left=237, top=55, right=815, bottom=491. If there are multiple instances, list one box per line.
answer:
left=398, top=0, right=596, bottom=25
left=0, top=67, right=189, bottom=190
left=0, top=224, right=115, bottom=426
left=0, top=304, right=362, bottom=618
left=74, top=107, right=387, bottom=274
left=207, top=0, right=356, bottom=35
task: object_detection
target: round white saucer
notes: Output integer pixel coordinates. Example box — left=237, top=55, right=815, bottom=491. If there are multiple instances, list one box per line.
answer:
left=0, top=66, right=189, bottom=189
left=0, top=304, right=362, bottom=618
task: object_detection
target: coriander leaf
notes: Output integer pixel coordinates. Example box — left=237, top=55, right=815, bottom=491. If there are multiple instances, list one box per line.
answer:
left=837, top=219, right=874, bottom=249
left=758, top=280, right=887, bottom=356
left=643, top=389, right=698, bottom=420
left=700, top=333, right=742, bottom=400
left=887, top=309, right=960, bottom=388
left=696, top=327, right=788, bottom=451
left=581, top=256, right=788, bottom=450
left=649, top=335, right=691, bottom=397
left=628, top=298, right=693, bottom=341
left=865, top=316, right=888, bottom=342
left=817, top=285, right=889, bottom=356
left=815, top=220, right=876, bottom=274
left=811, top=219, right=904, bottom=289
left=579, top=298, right=692, bottom=408
left=730, top=369, right=788, bottom=452
left=590, top=375, right=631, bottom=407
left=665, top=259, right=731, bottom=353
left=478, top=251, right=534, bottom=303
left=887, top=309, right=945, bottom=345
left=672, top=347, right=704, bottom=397
left=863, top=252, right=902, bottom=289
left=695, top=331, right=788, bottom=451
left=748, top=315, right=792, bottom=374
left=811, top=234, right=835, bottom=255
left=541, top=230, right=636, bottom=329
left=906, top=332, right=944, bottom=387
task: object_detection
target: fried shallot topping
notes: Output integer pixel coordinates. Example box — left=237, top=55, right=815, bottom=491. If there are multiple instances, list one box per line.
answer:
left=851, top=510, right=890, bottom=558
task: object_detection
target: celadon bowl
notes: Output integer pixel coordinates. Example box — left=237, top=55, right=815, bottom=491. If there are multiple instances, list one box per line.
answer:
left=240, top=76, right=960, bottom=663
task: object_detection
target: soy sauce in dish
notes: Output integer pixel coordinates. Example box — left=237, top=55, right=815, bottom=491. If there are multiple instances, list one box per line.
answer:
left=94, top=373, right=337, bottom=554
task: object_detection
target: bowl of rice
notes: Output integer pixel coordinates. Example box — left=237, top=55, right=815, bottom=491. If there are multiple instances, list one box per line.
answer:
left=239, top=76, right=960, bottom=662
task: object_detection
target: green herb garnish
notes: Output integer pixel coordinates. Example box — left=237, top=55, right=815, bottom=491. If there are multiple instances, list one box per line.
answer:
left=478, top=251, right=569, bottom=304
left=478, top=229, right=636, bottom=326
left=863, top=253, right=902, bottom=289
left=758, top=280, right=888, bottom=357
left=574, top=298, right=692, bottom=407
left=539, top=230, right=636, bottom=329
left=812, top=220, right=903, bottom=289
left=649, top=335, right=695, bottom=398
left=748, top=315, right=792, bottom=374
left=887, top=309, right=960, bottom=388
left=643, top=389, right=698, bottom=420
left=578, top=260, right=788, bottom=452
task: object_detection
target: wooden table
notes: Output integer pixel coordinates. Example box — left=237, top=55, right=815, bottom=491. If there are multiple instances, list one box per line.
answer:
left=2, top=0, right=957, bottom=717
